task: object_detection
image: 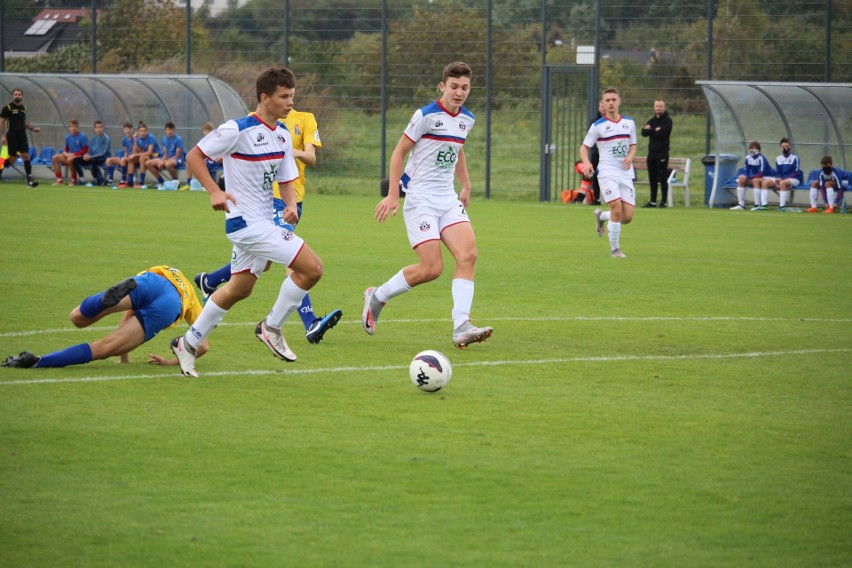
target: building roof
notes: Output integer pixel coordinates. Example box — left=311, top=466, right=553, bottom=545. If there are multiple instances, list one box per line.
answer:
left=4, top=10, right=89, bottom=58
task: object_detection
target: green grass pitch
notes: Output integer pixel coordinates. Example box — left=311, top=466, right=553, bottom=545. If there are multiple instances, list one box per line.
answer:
left=0, top=182, right=850, bottom=567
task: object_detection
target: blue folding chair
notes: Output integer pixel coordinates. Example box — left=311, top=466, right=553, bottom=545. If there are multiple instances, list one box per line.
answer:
left=33, top=146, right=55, bottom=165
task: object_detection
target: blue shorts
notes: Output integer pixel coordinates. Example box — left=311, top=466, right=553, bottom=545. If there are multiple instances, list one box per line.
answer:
left=272, top=198, right=303, bottom=228
left=129, top=272, right=182, bottom=341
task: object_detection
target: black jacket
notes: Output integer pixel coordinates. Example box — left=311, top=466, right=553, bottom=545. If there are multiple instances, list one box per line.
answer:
left=641, top=111, right=672, bottom=155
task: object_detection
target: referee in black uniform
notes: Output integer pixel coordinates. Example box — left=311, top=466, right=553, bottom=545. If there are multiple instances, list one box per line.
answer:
left=0, top=88, right=40, bottom=187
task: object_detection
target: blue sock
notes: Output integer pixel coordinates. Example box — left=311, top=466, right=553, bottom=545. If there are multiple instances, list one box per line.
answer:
left=157, top=176, right=165, bottom=184
left=128, top=174, right=134, bottom=185
left=36, top=343, right=93, bottom=368
left=79, top=292, right=107, bottom=318
left=139, top=173, right=146, bottom=184
left=121, top=166, right=127, bottom=182
left=298, top=293, right=316, bottom=330
left=206, top=263, right=233, bottom=288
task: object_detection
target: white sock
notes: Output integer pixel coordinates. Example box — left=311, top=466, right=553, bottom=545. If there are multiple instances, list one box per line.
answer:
left=827, top=188, right=836, bottom=208
left=451, top=278, right=475, bottom=330
left=608, top=221, right=622, bottom=251
left=809, top=188, right=819, bottom=208
left=779, top=190, right=788, bottom=208
left=186, top=298, right=228, bottom=349
left=600, top=210, right=611, bottom=222
left=737, top=187, right=745, bottom=206
left=267, top=276, right=309, bottom=329
left=760, top=189, right=769, bottom=206
left=375, top=269, right=411, bottom=304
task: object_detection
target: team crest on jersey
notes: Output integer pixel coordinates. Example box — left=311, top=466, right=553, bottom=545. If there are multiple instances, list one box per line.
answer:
left=419, top=221, right=431, bottom=232
left=256, top=132, right=266, bottom=143
left=277, top=134, right=286, bottom=144
left=281, top=227, right=295, bottom=240
left=459, top=123, right=467, bottom=131
left=435, top=121, right=443, bottom=128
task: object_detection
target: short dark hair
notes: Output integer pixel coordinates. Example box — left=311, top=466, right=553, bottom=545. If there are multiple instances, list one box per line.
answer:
left=256, top=67, right=296, bottom=102
left=602, top=87, right=620, bottom=97
left=165, top=121, right=176, bottom=130
left=821, top=155, right=833, bottom=165
left=123, top=121, right=133, bottom=129
left=442, top=62, right=471, bottom=83
left=748, top=141, right=761, bottom=151
left=780, top=137, right=790, bottom=145
left=94, top=120, right=103, bottom=126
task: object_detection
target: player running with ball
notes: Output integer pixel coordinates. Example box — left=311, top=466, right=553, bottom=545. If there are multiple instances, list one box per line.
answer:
left=362, top=61, right=493, bottom=349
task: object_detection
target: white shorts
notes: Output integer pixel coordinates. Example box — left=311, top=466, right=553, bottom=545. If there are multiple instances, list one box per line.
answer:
left=227, top=219, right=305, bottom=278
left=600, top=176, right=636, bottom=206
left=403, top=193, right=470, bottom=249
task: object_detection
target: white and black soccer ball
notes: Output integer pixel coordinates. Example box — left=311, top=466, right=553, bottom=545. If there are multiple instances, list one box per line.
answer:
left=409, top=350, right=452, bottom=392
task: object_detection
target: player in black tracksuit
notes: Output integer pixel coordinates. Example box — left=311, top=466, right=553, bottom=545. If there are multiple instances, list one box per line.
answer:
left=640, top=100, right=673, bottom=207
left=0, top=88, right=41, bottom=187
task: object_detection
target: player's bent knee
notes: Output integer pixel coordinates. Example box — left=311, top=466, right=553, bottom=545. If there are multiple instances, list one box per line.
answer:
left=454, top=247, right=478, bottom=268
left=301, top=258, right=323, bottom=285
left=420, top=262, right=444, bottom=283
left=69, top=308, right=91, bottom=328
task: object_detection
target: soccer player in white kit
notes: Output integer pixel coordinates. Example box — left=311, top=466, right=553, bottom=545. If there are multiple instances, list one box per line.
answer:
left=580, top=87, right=637, bottom=258
left=362, top=61, right=493, bottom=349
left=171, top=67, right=324, bottom=377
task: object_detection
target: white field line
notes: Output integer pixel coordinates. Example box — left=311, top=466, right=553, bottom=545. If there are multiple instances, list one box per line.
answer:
left=1, top=315, right=850, bottom=339
left=1, top=348, right=849, bottom=387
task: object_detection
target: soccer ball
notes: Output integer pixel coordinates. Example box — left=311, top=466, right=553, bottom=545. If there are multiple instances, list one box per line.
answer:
left=409, top=350, right=452, bottom=392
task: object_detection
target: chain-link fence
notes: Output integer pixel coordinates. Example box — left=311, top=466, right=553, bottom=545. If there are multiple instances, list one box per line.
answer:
left=2, top=0, right=849, bottom=200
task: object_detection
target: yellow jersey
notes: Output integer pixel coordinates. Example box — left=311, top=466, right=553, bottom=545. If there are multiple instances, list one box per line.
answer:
left=144, top=266, right=203, bottom=327
left=273, top=110, right=322, bottom=203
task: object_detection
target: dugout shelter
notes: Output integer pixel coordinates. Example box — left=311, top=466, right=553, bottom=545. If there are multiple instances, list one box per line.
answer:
left=698, top=81, right=851, bottom=208
left=0, top=73, right=247, bottom=163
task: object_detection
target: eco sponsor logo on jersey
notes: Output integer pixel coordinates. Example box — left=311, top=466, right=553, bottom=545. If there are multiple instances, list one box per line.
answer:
left=611, top=141, right=628, bottom=158
left=262, top=165, right=278, bottom=193
left=436, top=145, right=457, bottom=169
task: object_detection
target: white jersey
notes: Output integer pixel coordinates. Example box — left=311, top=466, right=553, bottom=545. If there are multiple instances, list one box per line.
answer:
left=400, top=99, right=475, bottom=199
left=197, top=114, right=299, bottom=224
left=583, top=115, right=637, bottom=180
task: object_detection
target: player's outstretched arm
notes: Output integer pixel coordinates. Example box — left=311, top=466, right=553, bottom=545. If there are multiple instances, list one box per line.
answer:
left=147, top=339, right=209, bottom=366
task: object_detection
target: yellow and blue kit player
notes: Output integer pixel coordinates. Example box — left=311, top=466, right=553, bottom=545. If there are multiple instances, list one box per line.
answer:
left=3, top=266, right=206, bottom=369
